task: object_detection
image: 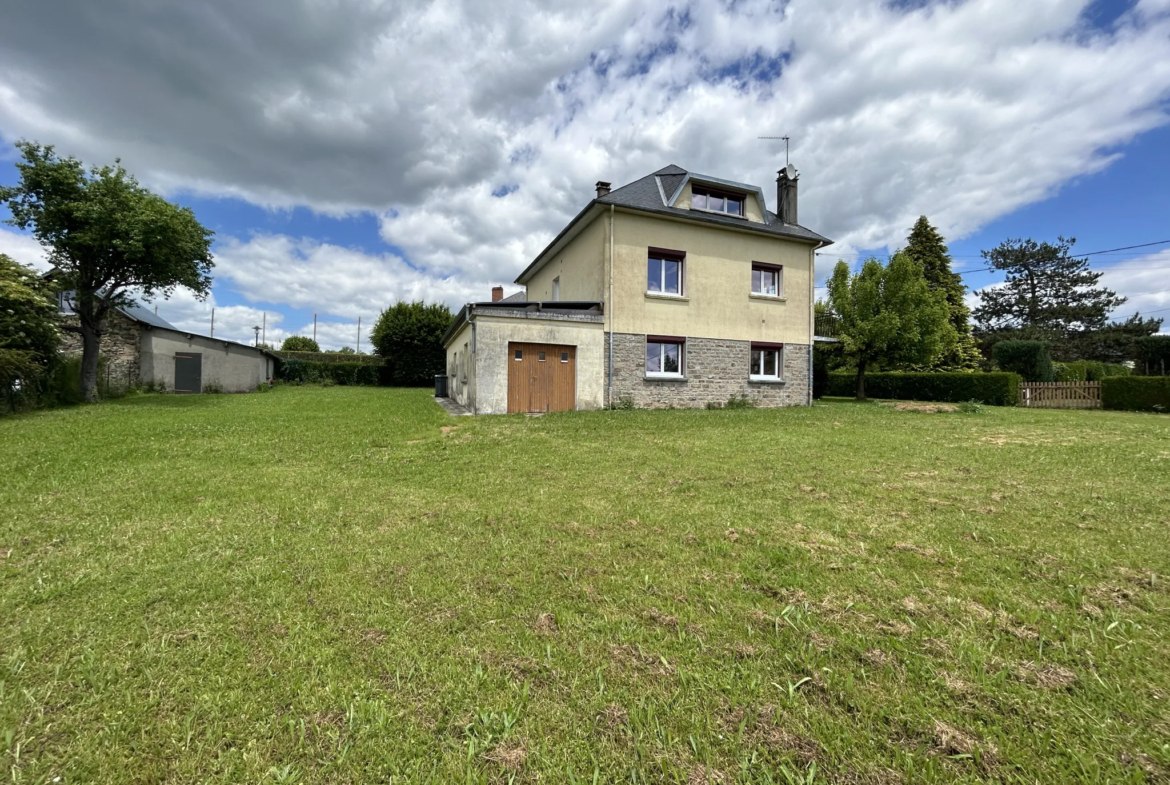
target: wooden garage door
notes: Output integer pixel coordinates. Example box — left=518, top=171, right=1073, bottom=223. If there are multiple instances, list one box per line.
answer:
left=507, top=343, right=576, bottom=414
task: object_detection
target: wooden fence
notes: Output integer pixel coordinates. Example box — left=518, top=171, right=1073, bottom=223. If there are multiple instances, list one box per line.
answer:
left=1019, top=381, right=1102, bottom=409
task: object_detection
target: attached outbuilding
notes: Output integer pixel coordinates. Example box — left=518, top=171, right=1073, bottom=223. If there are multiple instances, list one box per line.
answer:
left=442, top=295, right=605, bottom=415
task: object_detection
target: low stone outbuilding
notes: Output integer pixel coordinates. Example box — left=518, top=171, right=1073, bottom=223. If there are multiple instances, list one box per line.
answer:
left=59, top=301, right=276, bottom=393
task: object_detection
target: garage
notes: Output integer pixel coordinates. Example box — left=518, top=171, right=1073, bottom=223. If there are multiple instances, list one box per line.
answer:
left=507, top=342, right=576, bottom=413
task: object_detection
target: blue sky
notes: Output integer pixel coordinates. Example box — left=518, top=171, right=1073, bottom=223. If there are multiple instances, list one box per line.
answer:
left=2, top=0, right=1168, bottom=347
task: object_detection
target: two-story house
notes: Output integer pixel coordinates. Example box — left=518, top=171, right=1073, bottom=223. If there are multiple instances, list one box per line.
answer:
left=441, top=163, right=831, bottom=414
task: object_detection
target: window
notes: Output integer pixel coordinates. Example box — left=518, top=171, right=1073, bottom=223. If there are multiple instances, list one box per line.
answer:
left=646, top=336, right=685, bottom=377
left=538, top=351, right=546, bottom=362
left=560, top=352, right=569, bottom=363
left=691, top=187, right=744, bottom=217
left=751, top=263, right=783, bottom=297
left=750, top=342, right=784, bottom=381
left=514, top=349, right=523, bottom=361
left=647, top=249, right=684, bottom=295
left=551, top=277, right=560, bottom=302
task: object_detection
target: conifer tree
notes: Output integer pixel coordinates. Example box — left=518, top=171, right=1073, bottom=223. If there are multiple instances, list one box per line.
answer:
left=902, top=216, right=981, bottom=370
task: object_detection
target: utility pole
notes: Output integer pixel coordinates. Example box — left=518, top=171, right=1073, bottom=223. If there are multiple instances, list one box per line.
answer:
left=210, top=307, right=215, bottom=338
left=356, top=316, right=361, bottom=354
left=313, top=314, right=317, bottom=344
left=261, top=312, right=266, bottom=346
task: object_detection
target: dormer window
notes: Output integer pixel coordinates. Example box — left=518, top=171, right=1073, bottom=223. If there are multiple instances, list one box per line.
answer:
left=691, top=187, right=744, bottom=217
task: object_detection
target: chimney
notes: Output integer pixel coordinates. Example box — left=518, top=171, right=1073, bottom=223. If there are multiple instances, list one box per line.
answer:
left=491, top=286, right=504, bottom=302
left=595, top=181, right=611, bottom=199
left=777, top=165, right=798, bottom=225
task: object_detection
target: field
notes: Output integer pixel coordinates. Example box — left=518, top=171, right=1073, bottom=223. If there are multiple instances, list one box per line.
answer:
left=2, top=387, right=1168, bottom=784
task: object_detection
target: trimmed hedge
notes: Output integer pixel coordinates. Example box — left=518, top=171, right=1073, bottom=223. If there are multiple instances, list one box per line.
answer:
left=277, top=351, right=384, bottom=365
left=278, top=359, right=389, bottom=386
left=1102, top=376, right=1170, bottom=412
left=993, top=340, right=1053, bottom=382
left=826, top=371, right=1021, bottom=405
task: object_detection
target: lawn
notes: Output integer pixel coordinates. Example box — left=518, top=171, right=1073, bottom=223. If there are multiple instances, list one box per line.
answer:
left=2, top=387, right=1168, bottom=784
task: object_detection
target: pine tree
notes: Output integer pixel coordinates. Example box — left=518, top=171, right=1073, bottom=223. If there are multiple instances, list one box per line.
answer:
left=972, top=237, right=1129, bottom=361
left=901, top=216, right=981, bottom=370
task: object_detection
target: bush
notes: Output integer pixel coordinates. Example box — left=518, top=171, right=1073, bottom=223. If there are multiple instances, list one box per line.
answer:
left=826, top=371, right=1021, bottom=406
left=281, top=336, right=320, bottom=352
left=1053, top=360, right=1131, bottom=382
left=370, top=301, right=453, bottom=386
left=1134, top=336, right=1170, bottom=376
left=277, top=358, right=386, bottom=386
left=1102, top=376, right=1170, bottom=412
left=993, top=340, right=1053, bottom=382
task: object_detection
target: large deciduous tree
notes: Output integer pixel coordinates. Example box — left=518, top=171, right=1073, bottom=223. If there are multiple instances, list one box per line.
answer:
left=826, top=253, right=954, bottom=400
left=371, top=301, right=453, bottom=386
left=971, top=237, right=1156, bottom=361
left=901, top=216, right=982, bottom=370
left=0, top=142, right=213, bottom=402
left=0, top=253, right=60, bottom=407
left=280, top=336, right=320, bottom=352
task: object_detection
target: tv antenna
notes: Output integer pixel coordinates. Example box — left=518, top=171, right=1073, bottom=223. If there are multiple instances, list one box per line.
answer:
left=758, top=135, right=790, bottom=165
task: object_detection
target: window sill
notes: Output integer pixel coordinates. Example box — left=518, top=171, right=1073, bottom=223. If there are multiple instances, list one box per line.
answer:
left=645, top=374, right=687, bottom=382
left=645, top=292, right=689, bottom=302
left=748, top=377, right=786, bottom=385
left=749, top=293, right=786, bottom=302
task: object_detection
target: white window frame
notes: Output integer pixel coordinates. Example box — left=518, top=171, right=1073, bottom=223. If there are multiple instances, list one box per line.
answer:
left=646, top=338, right=685, bottom=378
left=691, top=187, right=746, bottom=217
left=749, top=344, right=784, bottom=382
left=646, top=253, right=684, bottom=297
left=751, top=264, right=783, bottom=297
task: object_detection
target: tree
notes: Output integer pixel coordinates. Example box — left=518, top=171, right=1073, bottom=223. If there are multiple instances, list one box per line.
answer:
left=370, top=301, right=453, bottom=386
left=972, top=237, right=1129, bottom=361
left=901, top=217, right=981, bottom=370
left=826, top=253, right=954, bottom=400
left=0, top=142, right=213, bottom=402
left=334, top=346, right=356, bottom=355
left=281, top=335, right=320, bottom=352
left=0, top=254, right=60, bottom=407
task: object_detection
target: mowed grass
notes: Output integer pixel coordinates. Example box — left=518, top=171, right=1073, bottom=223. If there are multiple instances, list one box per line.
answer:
left=2, top=388, right=1169, bottom=784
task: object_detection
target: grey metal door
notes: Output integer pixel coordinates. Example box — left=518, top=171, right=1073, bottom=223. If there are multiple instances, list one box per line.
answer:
left=174, top=352, right=202, bottom=393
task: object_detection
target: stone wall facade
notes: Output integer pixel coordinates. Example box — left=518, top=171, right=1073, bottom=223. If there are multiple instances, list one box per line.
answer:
left=58, top=311, right=142, bottom=389
left=606, top=332, right=809, bottom=408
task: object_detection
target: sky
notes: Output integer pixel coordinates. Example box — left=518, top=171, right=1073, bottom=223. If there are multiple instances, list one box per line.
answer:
left=0, top=0, right=1168, bottom=349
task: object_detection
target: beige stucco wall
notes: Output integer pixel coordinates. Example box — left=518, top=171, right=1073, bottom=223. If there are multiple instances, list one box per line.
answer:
left=608, top=211, right=814, bottom=344
left=448, top=313, right=604, bottom=415
left=445, top=320, right=476, bottom=410
left=524, top=215, right=606, bottom=302
left=140, top=330, right=273, bottom=393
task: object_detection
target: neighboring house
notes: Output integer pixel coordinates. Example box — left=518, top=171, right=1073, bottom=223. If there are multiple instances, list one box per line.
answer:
left=55, top=290, right=276, bottom=393
left=442, top=163, right=832, bottom=414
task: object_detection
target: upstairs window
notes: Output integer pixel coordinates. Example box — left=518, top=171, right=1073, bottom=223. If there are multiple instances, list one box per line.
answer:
left=751, top=263, right=783, bottom=297
left=750, top=342, right=784, bottom=381
left=692, top=187, right=744, bottom=217
left=552, top=276, right=560, bottom=301
left=647, top=249, right=684, bottom=296
left=646, top=336, right=685, bottom=377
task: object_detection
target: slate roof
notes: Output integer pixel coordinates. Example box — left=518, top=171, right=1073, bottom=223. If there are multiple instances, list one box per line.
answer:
left=516, top=164, right=831, bottom=284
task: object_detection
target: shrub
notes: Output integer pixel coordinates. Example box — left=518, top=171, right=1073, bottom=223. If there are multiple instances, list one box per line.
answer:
left=276, top=358, right=386, bottom=386
left=1102, top=376, right=1170, bottom=413
left=993, top=340, right=1053, bottom=382
left=1133, top=336, right=1170, bottom=376
left=1053, top=360, right=1131, bottom=382
left=370, top=301, right=453, bottom=386
left=281, top=336, right=320, bottom=352
left=826, top=371, right=1021, bottom=406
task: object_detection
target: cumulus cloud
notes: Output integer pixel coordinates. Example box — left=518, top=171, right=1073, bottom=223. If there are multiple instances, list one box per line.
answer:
left=1, top=0, right=1169, bottom=313
left=0, top=227, right=49, bottom=271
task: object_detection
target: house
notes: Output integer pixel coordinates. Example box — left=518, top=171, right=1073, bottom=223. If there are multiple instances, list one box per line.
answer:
left=442, top=163, right=832, bottom=414
left=55, top=291, right=276, bottom=393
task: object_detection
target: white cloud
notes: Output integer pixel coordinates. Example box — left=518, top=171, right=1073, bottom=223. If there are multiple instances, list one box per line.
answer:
left=0, top=228, right=49, bottom=271
left=1, top=0, right=1169, bottom=313
left=1100, top=250, right=1170, bottom=329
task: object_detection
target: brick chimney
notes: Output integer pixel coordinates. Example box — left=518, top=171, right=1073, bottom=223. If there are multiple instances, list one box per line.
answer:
left=777, top=164, right=798, bottom=225
left=491, top=286, right=504, bottom=302
left=595, top=181, right=611, bottom=199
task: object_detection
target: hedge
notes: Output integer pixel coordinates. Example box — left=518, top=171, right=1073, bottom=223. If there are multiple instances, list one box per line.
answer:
left=277, top=351, right=384, bottom=365
left=1052, top=360, right=1131, bottom=382
left=993, top=340, right=1053, bottom=382
left=277, top=359, right=389, bottom=386
left=1102, top=376, right=1170, bottom=412
left=826, top=371, right=1021, bottom=406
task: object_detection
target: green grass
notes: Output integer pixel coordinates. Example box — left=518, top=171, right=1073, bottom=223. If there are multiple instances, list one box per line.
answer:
left=2, top=388, right=1169, bottom=784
